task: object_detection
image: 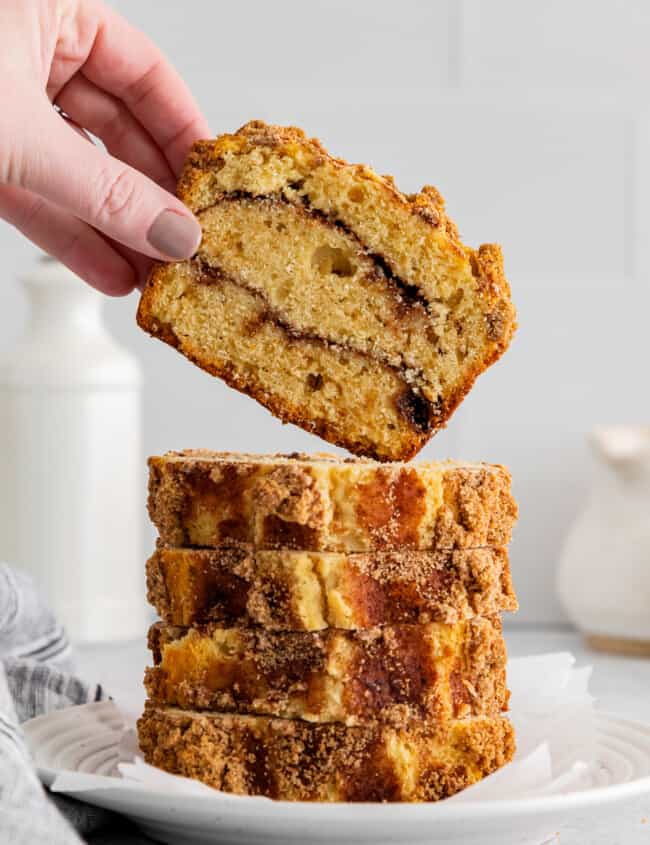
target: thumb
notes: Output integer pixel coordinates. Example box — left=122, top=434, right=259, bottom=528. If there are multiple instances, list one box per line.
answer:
left=13, top=106, right=201, bottom=261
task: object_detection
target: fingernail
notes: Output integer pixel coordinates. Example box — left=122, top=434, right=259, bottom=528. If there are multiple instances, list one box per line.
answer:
left=147, top=209, right=201, bottom=259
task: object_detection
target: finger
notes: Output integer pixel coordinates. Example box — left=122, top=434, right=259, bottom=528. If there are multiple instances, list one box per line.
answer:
left=57, top=110, right=95, bottom=145
left=108, top=240, right=153, bottom=290
left=55, top=75, right=175, bottom=189
left=15, top=106, right=202, bottom=261
left=56, top=0, right=210, bottom=174
left=0, top=183, right=137, bottom=296
left=50, top=106, right=158, bottom=286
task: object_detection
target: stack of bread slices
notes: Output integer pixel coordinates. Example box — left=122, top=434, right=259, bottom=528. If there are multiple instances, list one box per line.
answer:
left=137, top=450, right=519, bottom=802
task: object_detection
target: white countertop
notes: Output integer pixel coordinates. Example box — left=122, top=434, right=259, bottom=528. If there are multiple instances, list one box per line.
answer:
left=73, top=626, right=650, bottom=845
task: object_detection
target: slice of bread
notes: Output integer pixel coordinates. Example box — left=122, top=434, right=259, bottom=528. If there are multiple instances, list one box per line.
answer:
left=137, top=121, right=516, bottom=461
left=145, top=617, right=508, bottom=725
left=137, top=705, right=515, bottom=801
left=148, top=450, right=517, bottom=552
left=146, top=545, right=517, bottom=630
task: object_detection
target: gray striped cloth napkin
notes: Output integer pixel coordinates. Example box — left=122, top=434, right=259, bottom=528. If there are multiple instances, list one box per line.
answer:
left=0, top=563, right=151, bottom=844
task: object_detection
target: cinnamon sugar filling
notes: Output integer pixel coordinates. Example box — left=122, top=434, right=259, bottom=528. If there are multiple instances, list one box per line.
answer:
left=191, top=254, right=436, bottom=434
left=198, top=190, right=433, bottom=312
left=189, top=189, right=487, bottom=433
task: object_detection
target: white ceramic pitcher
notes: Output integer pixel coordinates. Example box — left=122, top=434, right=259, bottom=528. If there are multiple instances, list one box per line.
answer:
left=557, top=426, right=650, bottom=655
left=0, top=255, right=147, bottom=642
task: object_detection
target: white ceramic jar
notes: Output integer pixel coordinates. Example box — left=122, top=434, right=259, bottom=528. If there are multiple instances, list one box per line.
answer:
left=0, top=256, right=146, bottom=642
left=557, top=426, right=650, bottom=655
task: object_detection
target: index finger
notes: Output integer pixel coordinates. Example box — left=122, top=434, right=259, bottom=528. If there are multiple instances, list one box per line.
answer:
left=80, top=0, right=210, bottom=174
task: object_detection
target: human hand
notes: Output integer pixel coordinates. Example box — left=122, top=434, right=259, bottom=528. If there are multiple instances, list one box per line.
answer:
left=0, top=0, right=210, bottom=295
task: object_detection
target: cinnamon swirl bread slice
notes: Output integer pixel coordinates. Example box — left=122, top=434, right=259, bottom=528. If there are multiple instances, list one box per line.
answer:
left=148, top=451, right=517, bottom=552
left=146, top=545, right=517, bottom=630
left=137, top=705, right=515, bottom=801
left=145, top=617, right=508, bottom=725
left=137, top=121, right=516, bottom=461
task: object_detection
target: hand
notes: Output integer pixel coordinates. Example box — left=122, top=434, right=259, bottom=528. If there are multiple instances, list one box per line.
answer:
left=0, top=0, right=210, bottom=295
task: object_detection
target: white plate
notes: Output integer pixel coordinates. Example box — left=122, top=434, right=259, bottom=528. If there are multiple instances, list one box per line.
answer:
left=24, top=702, right=650, bottom=845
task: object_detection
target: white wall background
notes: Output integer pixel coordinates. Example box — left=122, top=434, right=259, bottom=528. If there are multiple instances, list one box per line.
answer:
left=1, top=0, right=649, bottom=624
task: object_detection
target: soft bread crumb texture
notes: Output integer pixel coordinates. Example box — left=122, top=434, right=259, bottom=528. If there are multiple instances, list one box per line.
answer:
left=137, top=706, right=515, bottom=801
left=147, top=450, right=518, bottom=552
left=146, top=545, right=518, bottom=629
left=137, top=121, right=516, bottom=461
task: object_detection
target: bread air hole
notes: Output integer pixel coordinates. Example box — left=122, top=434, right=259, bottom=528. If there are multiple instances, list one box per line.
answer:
left=311, top=246, right=356, bottom=277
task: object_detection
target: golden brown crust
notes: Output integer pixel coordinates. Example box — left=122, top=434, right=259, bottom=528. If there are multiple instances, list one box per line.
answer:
left=177, top=122, right=500, bottom=292
left=136, top=120, right=516, bottom=462
left=146, top=545, right=517, bottom=629
left=137, top=705, right=515, bottom=801
left=147, top=451, right=517, bottom=552
left=144, top=617, right=508, bottom=725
